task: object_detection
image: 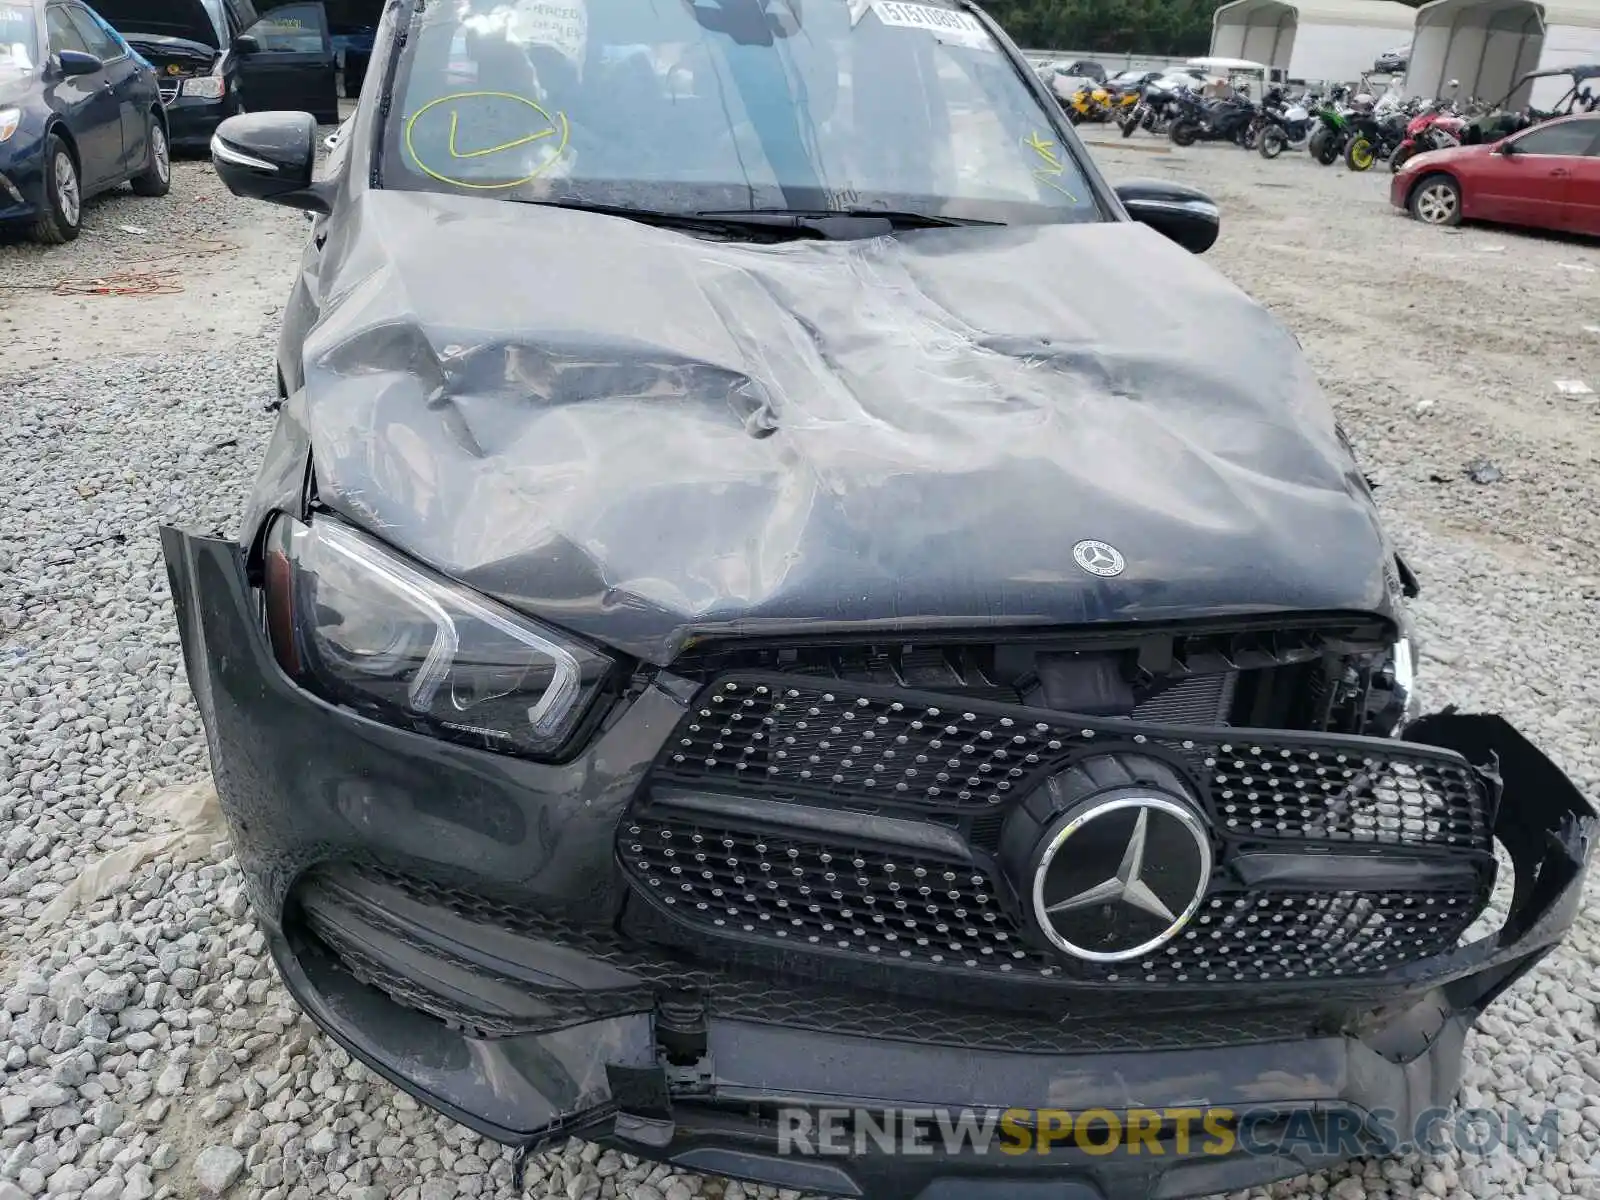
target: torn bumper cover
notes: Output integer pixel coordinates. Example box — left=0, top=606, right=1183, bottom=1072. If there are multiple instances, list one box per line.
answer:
left=165, top=530, right=1596, bottom=1200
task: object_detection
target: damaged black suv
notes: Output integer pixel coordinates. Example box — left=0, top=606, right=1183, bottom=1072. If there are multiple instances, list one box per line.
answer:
left=164, top=2, right=1596, bottom=1198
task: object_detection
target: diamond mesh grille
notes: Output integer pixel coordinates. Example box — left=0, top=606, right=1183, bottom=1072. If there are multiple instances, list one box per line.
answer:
left=634, top=674, right=1496, bottom=988
left=655, top=676, right=1491, bottom=848
left=1207, top=745, right=1483, bottom=846
left=622, top=814, right=1034, bottom=969
left=619, top=813, right=1488, bottom=986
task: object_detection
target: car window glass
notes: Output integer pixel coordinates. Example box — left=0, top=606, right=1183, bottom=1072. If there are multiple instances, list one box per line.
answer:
left=65, top=4, right=123, bottom=58
left=245, top=2, right=326, bottom=52
left=44, top=4, right=90, bottom=55
left=1513, top=120, right=1598, bottom=156
left=0, top=3, right=37, bottom=70
left=385, top=0, right=1100, bottom=226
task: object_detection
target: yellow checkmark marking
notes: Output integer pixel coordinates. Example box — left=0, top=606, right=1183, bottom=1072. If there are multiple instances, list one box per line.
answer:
left=405, top=91, right=571, bottom=190
left=1026, top=131, right=1063, bottom=171
left=446, top=109, right=558, bottom=159
left=1024, top=131, right=1078, bottom=201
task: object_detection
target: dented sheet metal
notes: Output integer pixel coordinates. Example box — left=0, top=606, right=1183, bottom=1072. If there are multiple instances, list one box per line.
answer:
left=264, top=189, right=1398, bottom=665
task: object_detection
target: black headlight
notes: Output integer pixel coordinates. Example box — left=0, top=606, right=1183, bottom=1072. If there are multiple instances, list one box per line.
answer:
left=262, top=514, right=612, bottom=759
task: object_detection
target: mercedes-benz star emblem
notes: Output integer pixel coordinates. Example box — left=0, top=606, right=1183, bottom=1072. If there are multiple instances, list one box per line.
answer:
left=1073, top=539, right=1125, bottom=578
left=1032, top=796, right=1211, bottom=963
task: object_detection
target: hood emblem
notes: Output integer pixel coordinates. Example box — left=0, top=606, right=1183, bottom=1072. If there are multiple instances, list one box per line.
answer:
left=1032, top=796, right=1211, bottom=963
left=1073, top=539, right=1125, bottom=577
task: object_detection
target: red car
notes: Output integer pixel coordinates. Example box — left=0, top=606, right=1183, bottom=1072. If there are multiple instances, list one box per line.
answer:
left=1391, top=112, right=1600, bottom=235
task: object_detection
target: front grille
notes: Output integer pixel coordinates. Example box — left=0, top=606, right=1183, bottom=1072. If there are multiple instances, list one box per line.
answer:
left=626, top=673, right=1496, bottom=991
left=1208, top=745, right=1482, bottom=844
left=655, top=676, right=1489, bottom=848
left=620, top=813, right=1485, bottom=986
left=625, top=814, right=1024, bottom=968
left=157, top=78, right=179, bottom=104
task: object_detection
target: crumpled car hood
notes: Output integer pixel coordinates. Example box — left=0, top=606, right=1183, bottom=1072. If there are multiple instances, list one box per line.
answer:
left=287, top=190, right=1395, bottom=665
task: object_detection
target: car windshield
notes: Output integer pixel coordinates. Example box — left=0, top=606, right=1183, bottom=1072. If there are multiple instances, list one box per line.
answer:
left=0, top=3, right=36, bottom=73
left=381, top=0, right=1101, bottom=225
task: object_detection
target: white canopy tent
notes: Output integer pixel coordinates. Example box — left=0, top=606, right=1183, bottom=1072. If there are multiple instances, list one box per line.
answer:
left=1211, top=0, right=1420, bottom=82
left=1407, top=0, right=1600, bottom=107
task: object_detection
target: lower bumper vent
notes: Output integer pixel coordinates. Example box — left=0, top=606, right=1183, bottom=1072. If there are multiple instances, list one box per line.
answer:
left=293, top=864, right=1327, bottom=1051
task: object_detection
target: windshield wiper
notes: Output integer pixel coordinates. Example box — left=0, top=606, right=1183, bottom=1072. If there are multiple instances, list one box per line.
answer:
left=508, top=198, right=832, bottom=240
left=697, top=207, right=1003, bottom=231
left=509, top=199, right=999, bottom=241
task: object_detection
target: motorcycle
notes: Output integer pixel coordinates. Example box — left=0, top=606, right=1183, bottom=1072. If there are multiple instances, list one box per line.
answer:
left=1118, top=98, right=1149, bottom=137
left=1343, top=109, right=1408, bottom=171
left=1062, top=83, right=1113, bottom=124
left=1389, top=108, right=1466, bottom=171
left=1123, top=78, right=1187, bottom=137
left=1255, top=88, right=1313, bottom=158
left=1307, top=103, right=1352, bottom=165
left=1168, top=91, right=1257, bottom=147
left=1101, top=78, right=1145, bottom=123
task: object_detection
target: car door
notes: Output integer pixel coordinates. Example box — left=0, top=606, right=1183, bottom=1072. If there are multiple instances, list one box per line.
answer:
left=1555, top=117, right=1600, bottom=234
left=63, top=1, right=144, bottom=178
left=1474, top=119, right=1598, bottom=230
left=232, top=1, right=337, bottom=123
left=42, top=1, right=120, bottom=189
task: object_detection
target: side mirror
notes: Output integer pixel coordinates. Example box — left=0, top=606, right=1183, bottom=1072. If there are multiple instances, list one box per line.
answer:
left=56, top=49, right=101, bottom=75
left=231, top=33, right=261, bottom=55
left=211, top=111, right=331, bottom=214
left=1114, top=179, right=1220, bottom=254
left=1496, top=139, right=1519, bottom=156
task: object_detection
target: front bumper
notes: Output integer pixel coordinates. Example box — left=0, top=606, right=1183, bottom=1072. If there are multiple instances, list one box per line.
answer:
left=1390, top=171, right=1412, bottom=210
left=0, top=138, right=48, bottom=223
left=164, top=530, right=1595, bottom=1200
left=162, top=95, right=230, bottom=151
left=1390, top=162, right=1442, bottom=212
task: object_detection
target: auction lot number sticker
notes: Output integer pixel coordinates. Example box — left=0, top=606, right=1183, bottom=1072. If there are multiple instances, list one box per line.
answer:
left=870, top=1, right=991, bottom=49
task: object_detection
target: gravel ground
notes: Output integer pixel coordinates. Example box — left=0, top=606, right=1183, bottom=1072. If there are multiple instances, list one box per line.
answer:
left=2, top=127, right=1599, bottom=1200
left=0, top=160, right=309, bottom=374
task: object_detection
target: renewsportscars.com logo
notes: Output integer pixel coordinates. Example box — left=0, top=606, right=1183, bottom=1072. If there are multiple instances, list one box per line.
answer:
left=776, top=1107, right=1563, bottom=1158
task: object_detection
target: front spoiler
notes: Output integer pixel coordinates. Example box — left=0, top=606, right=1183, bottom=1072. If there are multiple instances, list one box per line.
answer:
left=164, top=528, right=1597, bottom=1200
left=275, top=917, right=1476, bottom=1200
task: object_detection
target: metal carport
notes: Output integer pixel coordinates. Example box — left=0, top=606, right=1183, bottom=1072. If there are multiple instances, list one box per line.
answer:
left=1211, top=0, right=1420, bottom=82
left=1407, top=0, right=1600, bottom=106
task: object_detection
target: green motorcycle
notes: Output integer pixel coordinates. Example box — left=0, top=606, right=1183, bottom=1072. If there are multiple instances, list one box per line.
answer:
left=1306, top=104, right=1349, bottom=166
